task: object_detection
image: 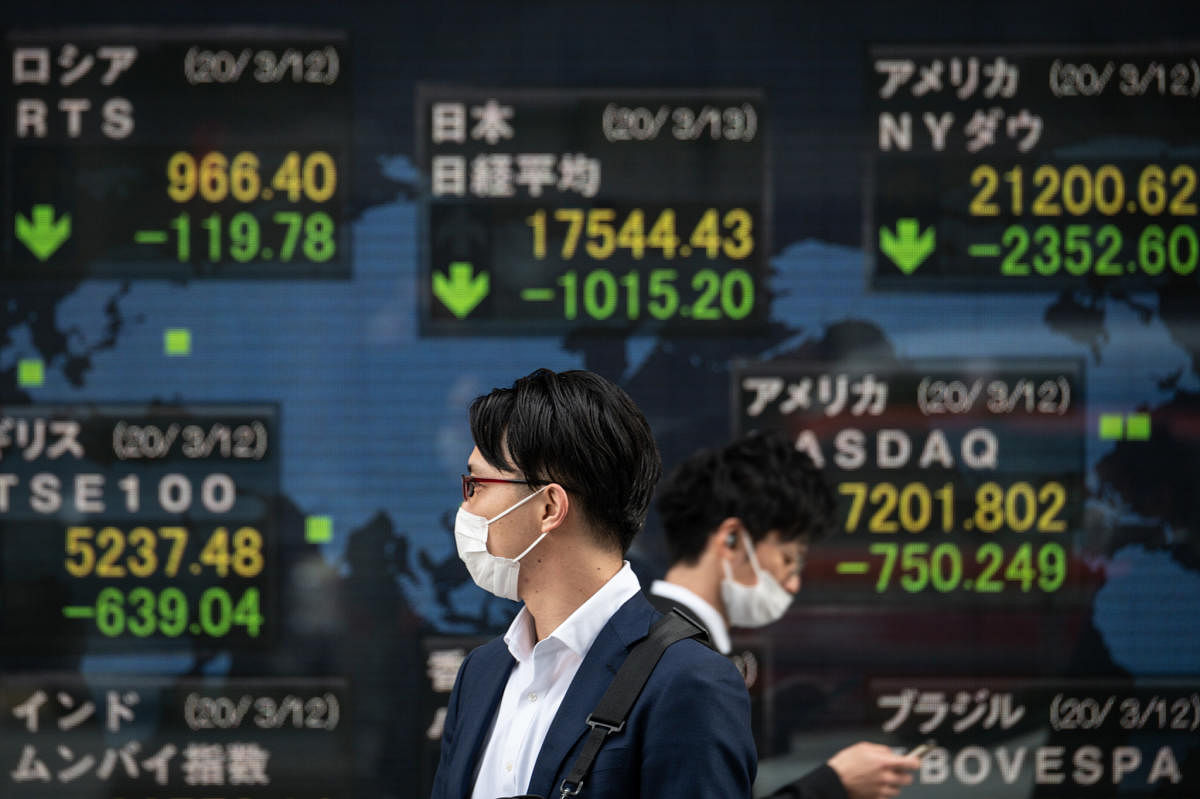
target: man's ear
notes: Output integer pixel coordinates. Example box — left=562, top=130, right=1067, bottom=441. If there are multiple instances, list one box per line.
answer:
left=538, top=483, right=570, bottom=532
left=709, top=517, right=746, bottom=562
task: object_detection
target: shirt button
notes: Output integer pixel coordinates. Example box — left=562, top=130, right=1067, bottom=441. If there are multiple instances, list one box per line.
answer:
left=528, top=692, right=538, bottom=703
left=505, top=762, right=513, bottom=772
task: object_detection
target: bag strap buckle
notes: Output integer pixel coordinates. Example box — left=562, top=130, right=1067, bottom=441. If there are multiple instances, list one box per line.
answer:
left=584, top=713, right=625, bottom=735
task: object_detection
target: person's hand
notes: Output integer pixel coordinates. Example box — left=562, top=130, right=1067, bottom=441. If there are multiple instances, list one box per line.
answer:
left=827, top=742, right=921, bottom=799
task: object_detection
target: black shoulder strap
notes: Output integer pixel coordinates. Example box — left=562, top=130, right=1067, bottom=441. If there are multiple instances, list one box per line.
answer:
left=557, top=608, right=707, bottom=798
left=645, top=592, right=718, bottom=650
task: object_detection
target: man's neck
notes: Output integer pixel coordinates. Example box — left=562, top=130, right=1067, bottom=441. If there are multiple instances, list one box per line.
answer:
left=663, top=560, right=728, bottom=625
left=522, top=544, right=623, bottom=642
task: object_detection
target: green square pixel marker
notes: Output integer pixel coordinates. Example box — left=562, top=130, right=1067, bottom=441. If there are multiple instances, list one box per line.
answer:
left=1125, top=413, right=1151, bottom=441
left=1098, top=414, right=1124, bottom=441
left=306, top=516, right=333, bottom=544
left=17, top=359, right=44, bottom=387
left=164, top=328, right=191, bottom=356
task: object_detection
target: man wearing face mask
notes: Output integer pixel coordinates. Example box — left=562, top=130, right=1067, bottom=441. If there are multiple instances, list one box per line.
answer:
left=649, top=431, right=920, bottom=799
left=432, top=368, right=756, bottom=799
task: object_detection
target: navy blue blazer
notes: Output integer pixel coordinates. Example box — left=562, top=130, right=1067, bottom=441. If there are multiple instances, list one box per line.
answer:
left=431, top=591, right=756, bottom=799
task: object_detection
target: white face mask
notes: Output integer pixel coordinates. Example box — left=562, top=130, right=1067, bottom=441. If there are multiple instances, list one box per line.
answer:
left=720, top=532, right=794, bottom=628
left=454, top=486, right=548, bottom=601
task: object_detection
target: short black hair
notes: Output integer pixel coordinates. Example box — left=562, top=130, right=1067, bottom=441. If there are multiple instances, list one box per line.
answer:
left=469, top=368, right=661, bottom=553
left=657, top=430, right=836, bottom=566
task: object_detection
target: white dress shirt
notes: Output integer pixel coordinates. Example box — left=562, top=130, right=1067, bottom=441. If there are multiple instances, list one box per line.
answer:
left=648, top=579, right=732, bottom=655
left=470, top=562, right=642, bottom=799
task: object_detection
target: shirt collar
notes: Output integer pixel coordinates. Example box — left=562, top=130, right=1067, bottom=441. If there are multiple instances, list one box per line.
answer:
left=649, top=579, right=732, bottom=655
left=504, top=561, right=641, bottom=662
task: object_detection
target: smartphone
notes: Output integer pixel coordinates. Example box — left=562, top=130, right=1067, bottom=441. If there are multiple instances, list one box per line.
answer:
left=906, top=740, right=937, bottom=759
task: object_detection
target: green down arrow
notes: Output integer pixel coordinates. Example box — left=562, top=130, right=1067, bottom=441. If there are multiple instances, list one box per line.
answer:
left=879, top=218, right=935, bottom=275
left=15, top=205, right=72, bottom=261
left=433, top=261, right=490, bottom=319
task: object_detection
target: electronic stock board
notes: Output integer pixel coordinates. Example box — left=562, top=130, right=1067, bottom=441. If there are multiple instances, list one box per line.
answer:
left=3, top=7, right=1199, bottom=799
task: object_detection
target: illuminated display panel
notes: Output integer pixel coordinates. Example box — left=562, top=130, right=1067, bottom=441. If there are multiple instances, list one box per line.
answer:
left=735, top=360, right=1089, bottom=604
left=4, top=29, right=351, bottom=279
left=870, top=46, right=1200, bottom=289
left=0, top=676, right=349, bottom=798
left=0, top=404, right=279, bottom=651
left=867, top=679, right=1198, bottom=794
left=418, top=88, right=768, bottom=334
